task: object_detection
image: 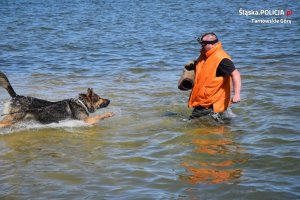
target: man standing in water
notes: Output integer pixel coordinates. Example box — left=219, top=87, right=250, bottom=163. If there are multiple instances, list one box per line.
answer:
left=188, top=32, right=241, bottom=121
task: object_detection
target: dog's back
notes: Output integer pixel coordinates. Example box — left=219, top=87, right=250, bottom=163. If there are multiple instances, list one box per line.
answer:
left=0, top=71, right=68, bottom=124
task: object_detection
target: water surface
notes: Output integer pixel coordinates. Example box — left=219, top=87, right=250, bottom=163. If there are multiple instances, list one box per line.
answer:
left=0, top=0, right=299, bottom=199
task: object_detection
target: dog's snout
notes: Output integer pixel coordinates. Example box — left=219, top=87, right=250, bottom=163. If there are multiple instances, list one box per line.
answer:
left=98, top=99, right=110, bottom=109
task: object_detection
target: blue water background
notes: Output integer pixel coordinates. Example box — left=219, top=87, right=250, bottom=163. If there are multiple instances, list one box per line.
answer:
left=0, top=0, right=300, bottom=199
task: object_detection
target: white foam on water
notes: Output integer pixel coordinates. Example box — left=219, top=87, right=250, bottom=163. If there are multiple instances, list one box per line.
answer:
left=29, top=119, right=89, bottom=129
left=223, top=107, right=237, bottom=118
left=2, top=101, right=11, bottom=115
left=0, top=119, right=90, bottom=135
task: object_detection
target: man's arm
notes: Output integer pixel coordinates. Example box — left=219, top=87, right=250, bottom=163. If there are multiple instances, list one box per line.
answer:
left=231, top=69, right=241, bottom=103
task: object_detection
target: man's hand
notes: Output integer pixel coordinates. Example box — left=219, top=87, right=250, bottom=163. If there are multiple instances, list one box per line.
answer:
left=184, top=60, right=195, bottom=70
left=232, top=94, right=241, bottom=103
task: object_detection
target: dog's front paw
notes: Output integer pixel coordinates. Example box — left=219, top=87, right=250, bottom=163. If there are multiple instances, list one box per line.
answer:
left=105, top=112, right=114, bottom=118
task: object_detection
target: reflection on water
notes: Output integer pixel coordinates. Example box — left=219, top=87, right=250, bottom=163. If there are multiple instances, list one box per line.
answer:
left=182, top=164, right=242, bottom=185
left=181, top=126, right=248, bottom=185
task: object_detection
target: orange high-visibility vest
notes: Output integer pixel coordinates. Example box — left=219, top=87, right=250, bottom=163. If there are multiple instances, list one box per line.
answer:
left=188, top=42, right=232, bottom=112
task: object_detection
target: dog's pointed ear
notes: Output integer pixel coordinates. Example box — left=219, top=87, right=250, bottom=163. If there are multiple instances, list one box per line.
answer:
left=87, top=88, right=94, bottom=99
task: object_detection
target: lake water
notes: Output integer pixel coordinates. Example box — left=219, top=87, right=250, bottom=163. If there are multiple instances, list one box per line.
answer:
left=0, top=0, right=299, bottom=199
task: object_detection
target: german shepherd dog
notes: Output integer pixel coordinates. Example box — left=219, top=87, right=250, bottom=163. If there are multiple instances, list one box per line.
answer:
left=0, top=71, right=113, bottom=128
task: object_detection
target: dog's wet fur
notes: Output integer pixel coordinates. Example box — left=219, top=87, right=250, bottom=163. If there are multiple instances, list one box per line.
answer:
left=0, top=71, right=113, bottom=127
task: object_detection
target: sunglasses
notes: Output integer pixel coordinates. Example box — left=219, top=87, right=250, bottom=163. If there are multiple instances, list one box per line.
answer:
left=197, top=37, right=219, bottom=46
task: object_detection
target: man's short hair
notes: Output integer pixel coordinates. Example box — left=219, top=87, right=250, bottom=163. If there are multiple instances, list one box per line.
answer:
left=200, top=32, right=218, bottom=42
left=197, top=32, right=219, bottom=45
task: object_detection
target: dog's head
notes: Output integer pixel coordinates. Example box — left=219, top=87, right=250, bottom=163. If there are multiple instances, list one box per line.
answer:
left=79, top=88, right=110, bottom=113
